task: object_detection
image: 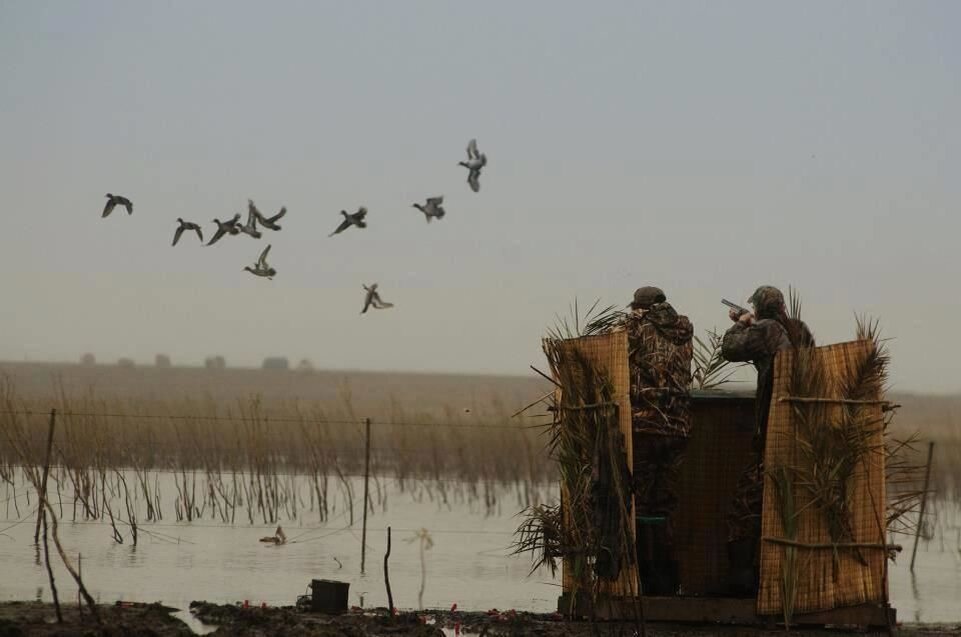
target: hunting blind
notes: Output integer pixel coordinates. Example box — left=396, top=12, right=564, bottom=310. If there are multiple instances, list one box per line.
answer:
left=541, top=329, right=898, bottom=629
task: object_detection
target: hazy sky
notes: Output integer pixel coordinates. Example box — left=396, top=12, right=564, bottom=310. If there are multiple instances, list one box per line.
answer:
left=1, top=1, right=959, bottom=392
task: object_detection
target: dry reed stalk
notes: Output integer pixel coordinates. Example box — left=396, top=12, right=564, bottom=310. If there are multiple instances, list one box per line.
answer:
left=1, top=405, right=100, bottom=623
left=771, top=465, right=800, bottom=626
left=2, top=376, right=557, bottom=531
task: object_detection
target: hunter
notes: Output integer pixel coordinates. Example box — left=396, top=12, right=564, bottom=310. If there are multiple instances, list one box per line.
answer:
left=620, top=286, right=693, bottom=594
left=721, top=284, right=814, bottom=593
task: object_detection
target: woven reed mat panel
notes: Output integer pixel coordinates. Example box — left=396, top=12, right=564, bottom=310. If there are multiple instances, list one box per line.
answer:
left=673, top=395, right=755, bottom=595
left=552, top=331, right=635, bottom=598
left=758, top=340, right=886, bottom=616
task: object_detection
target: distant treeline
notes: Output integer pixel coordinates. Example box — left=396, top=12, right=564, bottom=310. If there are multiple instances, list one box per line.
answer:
left=76, top=353, right=316, bottom=371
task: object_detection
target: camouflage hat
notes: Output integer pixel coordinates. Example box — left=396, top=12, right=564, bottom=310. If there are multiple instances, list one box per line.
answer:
left=629, top=286, right=667, bottom=310
left=747, top=285, right=784, bottom=318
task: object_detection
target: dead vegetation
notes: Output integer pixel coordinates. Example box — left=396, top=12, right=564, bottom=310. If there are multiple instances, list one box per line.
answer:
left=0, top=376, right=554, bottom=537
left=0, top=358, right=955, bottom=554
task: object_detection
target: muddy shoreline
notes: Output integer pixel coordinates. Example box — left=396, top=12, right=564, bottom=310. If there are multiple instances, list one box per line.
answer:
left=1, top=601, right=960, bottom=637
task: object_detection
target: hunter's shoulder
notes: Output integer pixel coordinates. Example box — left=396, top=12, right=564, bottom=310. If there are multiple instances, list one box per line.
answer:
left=753, top=318, right=784, bottom=331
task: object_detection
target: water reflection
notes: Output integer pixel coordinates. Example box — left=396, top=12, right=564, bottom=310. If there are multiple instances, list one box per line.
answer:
left=911, top=569, right=921, bottom=623
left=128, top=544, right=139, bottom=567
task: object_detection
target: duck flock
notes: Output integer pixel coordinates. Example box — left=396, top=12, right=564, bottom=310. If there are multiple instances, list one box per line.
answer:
left=101, top=139, right=488, bottom=314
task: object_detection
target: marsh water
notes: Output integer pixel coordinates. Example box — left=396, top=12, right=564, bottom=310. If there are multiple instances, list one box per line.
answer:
left=1, top=475, right=959, bottom=624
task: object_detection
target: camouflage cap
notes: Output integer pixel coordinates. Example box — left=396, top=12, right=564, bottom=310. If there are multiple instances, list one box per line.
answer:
left=629, top=286, right=667, bottom=310
left=748, top=285, right=785, bottom=318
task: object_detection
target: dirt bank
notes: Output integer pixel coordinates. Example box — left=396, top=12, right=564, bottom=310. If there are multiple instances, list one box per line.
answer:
left=0, top=601, right=189, bottom=636
left=2, top=601, right=960, bottom=637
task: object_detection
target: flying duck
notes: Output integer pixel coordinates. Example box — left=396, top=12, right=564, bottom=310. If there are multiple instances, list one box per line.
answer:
left=244, top=244, right=276, bottom=279
left=250, top=200, right=286, bottom=231
left=238, top=204, right=262, bottom=239
left=329, top=207, right=367, bottom=237
left=102, top=193, right=133, bottom=217
left=172, top=218, right=203, bottom=246
left=458, top=139, right=487, bottom=193
left=206, top=214, right=241, bottom=246
left=412, top=196, right=446, bottom=223
left=361, top=283, right=393, bottom=313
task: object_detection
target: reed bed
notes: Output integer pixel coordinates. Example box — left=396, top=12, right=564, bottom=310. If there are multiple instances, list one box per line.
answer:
left=0, top=377, right=556, bottom=542
left=1, top=357, right=956, bottom=551
left=886, top=394, right=961, bottom=507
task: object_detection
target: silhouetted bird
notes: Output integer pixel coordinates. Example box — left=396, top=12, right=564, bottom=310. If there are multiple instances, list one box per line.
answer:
left=412, top=196, right=446, bottom=223
left=361, top=283, right=393, bottom=313
left=172, top=218, right=203, bottom=246
left=250, top=200, right=286, bottom=231
left=329, top=207, right=367, bottom=237
left=244, top=244, right=276, bottom=280
left=458, top=139, right=487, bottom=192
left=238, top=205, right=262, bottom=239
left=207, top=214, right=241, bottom=246
left=102, top=193, right=133, bottom=217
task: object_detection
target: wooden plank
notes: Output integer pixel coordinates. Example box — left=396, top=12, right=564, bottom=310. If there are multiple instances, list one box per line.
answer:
left=559, top=594, right=755, bottom=622
left=559, top=594, right=895, bottom=628
left=672, top=394, right=755, bottom=595
left=786, top=603, right=896, bottom=627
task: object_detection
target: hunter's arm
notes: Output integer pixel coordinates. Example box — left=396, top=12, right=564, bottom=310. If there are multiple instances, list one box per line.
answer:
left=721, top=323, right=771, bottom=362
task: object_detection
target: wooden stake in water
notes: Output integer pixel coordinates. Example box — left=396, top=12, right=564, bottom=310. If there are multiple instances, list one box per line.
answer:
left=384, top=526, right=394, bottom=617
left=910, top=441, right=935, bottom=572
left=39, top=409, right=62, bottom=622
left=361, top=418, right=371, bottom=574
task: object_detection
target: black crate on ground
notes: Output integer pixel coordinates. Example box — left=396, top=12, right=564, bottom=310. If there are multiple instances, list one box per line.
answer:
left=310, top=579, right=349, bottom=614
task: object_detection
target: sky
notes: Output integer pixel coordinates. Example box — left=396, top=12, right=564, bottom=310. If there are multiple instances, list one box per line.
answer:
left=1, top=1, right=959, bottom=393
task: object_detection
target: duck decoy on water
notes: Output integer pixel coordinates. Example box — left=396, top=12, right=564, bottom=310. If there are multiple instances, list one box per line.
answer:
left=361, top=283, right=393, bottom=313
left=102, top=193, right=133, bottom=217
left=329, top=207, right=368, bottom=237
left=259, top=525, right=287, bottom=545
left=458, top=139, right=487, bottom=193
left=238, top=204, right=262, bottom=239
left=250, top=199, right=286, bottom=231
left=172, top=218, right=203, bottom=246
left=244, top=244, right=276, bottom=279
left=412, top=196, right=446, bottom=223
left=206, top=214, right=241, bottom=246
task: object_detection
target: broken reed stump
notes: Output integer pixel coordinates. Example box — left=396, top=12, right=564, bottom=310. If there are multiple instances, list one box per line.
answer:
left=384, top=526, right=394, bottom=617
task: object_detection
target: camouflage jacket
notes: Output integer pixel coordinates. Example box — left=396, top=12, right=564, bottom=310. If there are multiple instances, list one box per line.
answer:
left=722, top=318, right=814, bottom=439
left=620, top=302, right=694, bottom=437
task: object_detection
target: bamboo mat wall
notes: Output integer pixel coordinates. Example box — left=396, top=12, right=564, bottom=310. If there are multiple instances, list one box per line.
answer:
left=552, top=331, right=636, bottom=598
left=758, top=340, right=886, bottom=616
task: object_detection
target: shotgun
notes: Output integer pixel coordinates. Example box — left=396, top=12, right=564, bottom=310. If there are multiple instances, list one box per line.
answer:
left=722, top=298, right=750, bottom=316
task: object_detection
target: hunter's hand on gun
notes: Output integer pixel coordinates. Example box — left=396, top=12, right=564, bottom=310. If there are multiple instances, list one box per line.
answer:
left=722, top=299, right=755, bottom=326
left=734, top=311, right=755, bottom=325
